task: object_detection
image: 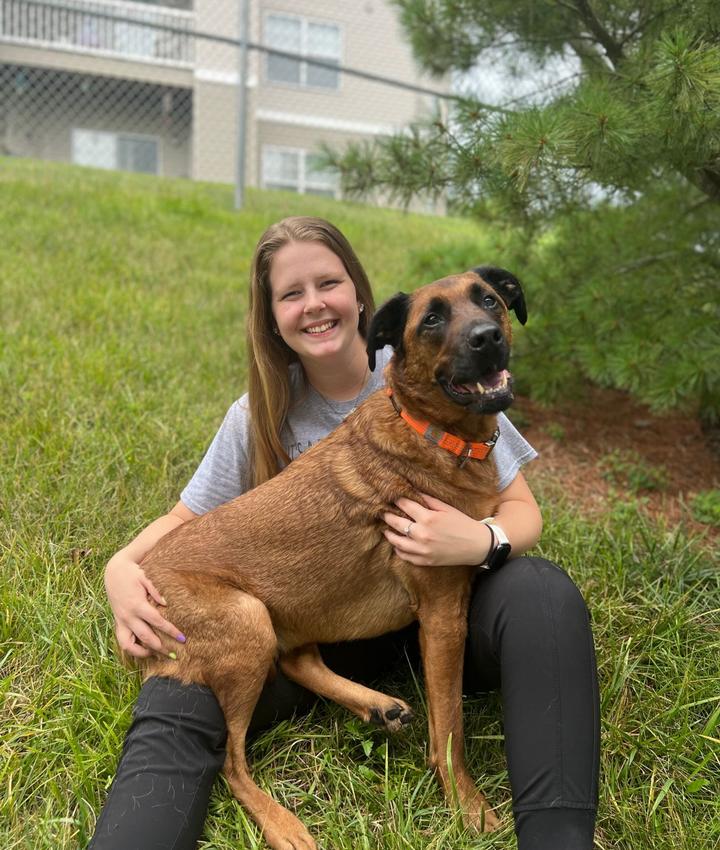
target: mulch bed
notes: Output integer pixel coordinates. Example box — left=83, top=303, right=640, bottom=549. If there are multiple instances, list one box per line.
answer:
left=513, top=386, right=720, bottom=543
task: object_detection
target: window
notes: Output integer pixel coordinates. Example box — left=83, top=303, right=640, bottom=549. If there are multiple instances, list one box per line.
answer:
left=262, top=147, right=339, bottom=198
left=72, top=130, right=159, bottom=175
left=265, top=14, right=341, bottom=90
left=117, top=136, right=159, bottom=174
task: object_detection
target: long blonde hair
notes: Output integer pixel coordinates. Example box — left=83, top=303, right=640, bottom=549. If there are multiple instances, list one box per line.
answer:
left=247, top=217, right=375, bottom=488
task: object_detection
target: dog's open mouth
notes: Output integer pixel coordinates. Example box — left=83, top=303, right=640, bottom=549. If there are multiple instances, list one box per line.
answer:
left=438, top=369, right=514, bottom=410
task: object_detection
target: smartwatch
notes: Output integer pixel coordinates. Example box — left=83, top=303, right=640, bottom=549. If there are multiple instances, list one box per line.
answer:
left=478, top=519, right=512, bottom=571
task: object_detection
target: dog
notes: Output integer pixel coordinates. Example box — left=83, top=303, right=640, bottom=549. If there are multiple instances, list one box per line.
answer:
left=130, top=267, right=527, bottom=850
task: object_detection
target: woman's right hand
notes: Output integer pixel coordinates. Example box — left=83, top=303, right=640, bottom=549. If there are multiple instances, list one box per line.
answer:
left=104, top=555, right=185, bottom=659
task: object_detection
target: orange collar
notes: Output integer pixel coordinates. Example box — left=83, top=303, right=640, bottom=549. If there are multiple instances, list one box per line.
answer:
left=386, top=388, right=499, bottom=467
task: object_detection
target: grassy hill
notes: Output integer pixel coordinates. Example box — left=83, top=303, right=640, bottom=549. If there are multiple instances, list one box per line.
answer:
left=1, top=159, right=718, bottom=849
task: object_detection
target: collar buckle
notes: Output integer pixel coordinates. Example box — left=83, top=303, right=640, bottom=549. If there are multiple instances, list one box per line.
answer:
left=485, top=427, right=500, bottom=449
left=458, top=444, right=474, bottom=469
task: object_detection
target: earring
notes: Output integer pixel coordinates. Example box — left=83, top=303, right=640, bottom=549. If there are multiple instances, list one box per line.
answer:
left=273, top=326, right=280, bottom=335
left=358, top=303, right=365, bottom=313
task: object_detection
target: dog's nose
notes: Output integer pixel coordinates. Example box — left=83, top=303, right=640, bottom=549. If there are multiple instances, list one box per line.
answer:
left=467, top=323, right=503, bottom=352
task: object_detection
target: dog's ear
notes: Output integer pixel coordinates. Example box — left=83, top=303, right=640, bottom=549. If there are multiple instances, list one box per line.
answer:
left=473, top=266, right=528, bottom=325
left=366, top=292, right=410, bottom=371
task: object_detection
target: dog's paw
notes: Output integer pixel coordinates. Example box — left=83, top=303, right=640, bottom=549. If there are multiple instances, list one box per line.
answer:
left=260, top=808, right=317, bottom=850
left=368, top=700, right=414, bottom=732
left=462, top=794, right=501, bottom=833
left=467, top=806, right=500, bottom=833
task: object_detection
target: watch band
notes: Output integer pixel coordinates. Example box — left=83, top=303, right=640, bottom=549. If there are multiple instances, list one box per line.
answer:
left=485, top=521, right=510, bottom=549
left=478, top=518, right=512, bottom=571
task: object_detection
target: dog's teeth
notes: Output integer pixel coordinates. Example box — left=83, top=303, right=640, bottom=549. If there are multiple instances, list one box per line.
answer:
left=476, top=382, right=485, bottom=394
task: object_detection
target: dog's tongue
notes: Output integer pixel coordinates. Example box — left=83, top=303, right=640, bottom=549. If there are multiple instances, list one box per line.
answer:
left=478, top=369, right=507, bottom=390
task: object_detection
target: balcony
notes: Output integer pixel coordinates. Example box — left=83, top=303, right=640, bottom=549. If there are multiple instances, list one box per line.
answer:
left=0, top=0, right=194, bottom=67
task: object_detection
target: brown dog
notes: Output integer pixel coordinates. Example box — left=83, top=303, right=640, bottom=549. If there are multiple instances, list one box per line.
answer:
left=131, top=267, right=527, bottom=850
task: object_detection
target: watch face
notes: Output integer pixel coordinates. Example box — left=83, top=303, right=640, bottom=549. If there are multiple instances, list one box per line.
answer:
left=488, top=542, right=511, bottom=570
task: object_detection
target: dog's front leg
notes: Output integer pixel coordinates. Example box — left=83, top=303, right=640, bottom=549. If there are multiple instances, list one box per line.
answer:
left=280, top=644, right=413, bottom=732
left=416, top=580, right=500, bottom=833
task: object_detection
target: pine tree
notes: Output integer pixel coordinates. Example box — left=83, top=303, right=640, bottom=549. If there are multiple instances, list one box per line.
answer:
left=326, top=1, right=720, bottom=419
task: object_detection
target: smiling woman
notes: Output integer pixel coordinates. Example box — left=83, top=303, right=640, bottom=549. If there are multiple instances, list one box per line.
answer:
left=245, top=218, right=376, bottom=488
left=268, top=240, right=369, bottom=393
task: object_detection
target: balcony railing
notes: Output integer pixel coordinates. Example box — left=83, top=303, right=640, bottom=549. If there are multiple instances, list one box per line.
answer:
left=0, top=0, right=194, bottom=66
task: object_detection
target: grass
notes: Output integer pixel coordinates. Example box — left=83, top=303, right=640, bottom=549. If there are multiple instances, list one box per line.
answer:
left=598, top=449, right=670, bottom=494
left=1, top=158, right=719, bottom=849
left=690, top=491, right=720, bottom=528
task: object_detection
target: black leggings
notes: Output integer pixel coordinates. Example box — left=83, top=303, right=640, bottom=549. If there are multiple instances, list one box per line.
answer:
left=88, top=557, right=599, bottom=850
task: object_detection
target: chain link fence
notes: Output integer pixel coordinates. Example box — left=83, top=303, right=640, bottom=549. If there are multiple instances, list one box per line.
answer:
left=1, top=0, right=505, bottom=209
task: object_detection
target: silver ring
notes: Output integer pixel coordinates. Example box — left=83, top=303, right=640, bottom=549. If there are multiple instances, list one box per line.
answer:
left=405, top=523, right=413, bottom=537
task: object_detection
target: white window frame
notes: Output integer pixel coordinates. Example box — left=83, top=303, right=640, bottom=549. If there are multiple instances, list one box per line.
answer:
left=263, top=12, right=343, bottom=91
left=261, top=145, right=339, bottom=198
left=71, top=129, right=161, bottom=175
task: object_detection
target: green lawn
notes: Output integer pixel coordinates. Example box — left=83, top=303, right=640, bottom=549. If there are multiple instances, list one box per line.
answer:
left=1, top=158, right=718, bottom=849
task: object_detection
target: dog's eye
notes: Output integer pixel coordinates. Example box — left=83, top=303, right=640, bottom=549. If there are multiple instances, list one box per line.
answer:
left=424, top=313, right=442, bottom=327
left=483, top=295, right=498, bottom=309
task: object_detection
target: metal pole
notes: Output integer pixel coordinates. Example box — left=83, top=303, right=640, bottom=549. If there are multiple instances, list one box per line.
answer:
left=235, top=0, right=250, bottom=210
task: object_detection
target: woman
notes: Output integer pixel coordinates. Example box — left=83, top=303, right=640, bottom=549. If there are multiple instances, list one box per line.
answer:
left=92, top=217, right=599, bottom=850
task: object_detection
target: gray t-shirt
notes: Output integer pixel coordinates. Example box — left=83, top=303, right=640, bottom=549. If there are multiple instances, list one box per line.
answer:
left=181, top=346, right=538, bottom=515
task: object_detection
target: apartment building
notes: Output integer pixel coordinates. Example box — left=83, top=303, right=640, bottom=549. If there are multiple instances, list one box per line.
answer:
left=0, top=0, right=448, bottom=199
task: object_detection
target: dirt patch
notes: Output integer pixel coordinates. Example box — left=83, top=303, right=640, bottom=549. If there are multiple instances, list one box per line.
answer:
left=513, top=386, right=720, bottom=542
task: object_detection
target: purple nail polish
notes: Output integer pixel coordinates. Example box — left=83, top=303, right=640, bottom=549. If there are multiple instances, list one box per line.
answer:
left=177, top=633, right=186, bottom=643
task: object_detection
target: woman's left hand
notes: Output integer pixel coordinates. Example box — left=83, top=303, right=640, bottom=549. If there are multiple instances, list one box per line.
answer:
left=383, top=494, right=492, bottom=567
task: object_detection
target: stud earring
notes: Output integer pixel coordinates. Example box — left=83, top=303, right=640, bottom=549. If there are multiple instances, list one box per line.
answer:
left=358, top=303, right=365, bottom=313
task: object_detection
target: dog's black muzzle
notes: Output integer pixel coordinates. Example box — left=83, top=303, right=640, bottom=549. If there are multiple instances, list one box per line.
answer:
left=436, top=321, right=514, bottom=413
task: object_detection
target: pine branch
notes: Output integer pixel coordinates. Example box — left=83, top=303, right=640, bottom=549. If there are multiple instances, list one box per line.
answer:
left=499, top=71, right=586, bottom=108
left=483, top=34, right=601, bottom=48
left=681, top=197, right=714, bottom=216
left=688, top=166, right=720, bottom=203
left=611, top=251, right=680, bottom=275
left=575, top=0, right=625, bottom=65
left=567, top=36, right=615, bottom=74
left=554, top=0, right=626, bottom=68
